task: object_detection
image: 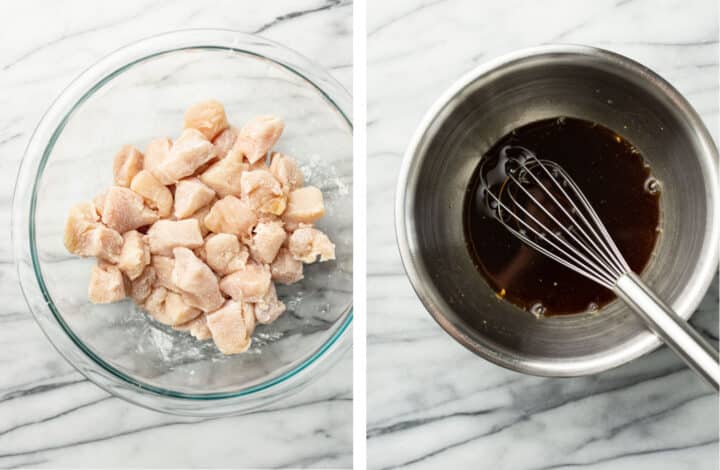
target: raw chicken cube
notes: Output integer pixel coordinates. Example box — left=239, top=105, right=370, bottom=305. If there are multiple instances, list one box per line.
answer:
left=130, top=170, right=173, bottom=218
left=288, top=227, right=336, bottom=263
left=130, top=266, right=156, bottom=303
left=271, top=247, right=304, bottom=284
left=174, top=177, right=216, bottom=219
left=206, top=300, right=255, bottom=354
left=184, top=100, right=228, bottom=140
left=88, top=262, right=126, bottom=304
left=146, top=219, right=204, bottom=255
left=83, top=227, right=124, bottom=263
left=143, top=286, right=169, bottom=322
left=212, top=126, right=238, bottom=159
left=219, top=262, right=271, bottom=302
left=72, top=200, right=99, bottom=223
left=199, top=153, right=248, bottom=197
left=173, top=313, right=212, bottom=340
left=153, top=128, right=216, bottom=185
left=144, top=137, right=172, bottom=176
left=113, top=145, right=144, bottom=187
left=172, top=247, right=225, bottom=312
left=164, top=291, right=202, bottom=326
left=151, top=255, right=180, bottom=292
left=64, top=202, right=123, bottom=262
left=269, top=152, right=304, bottom=192
left=282, top=186, right=325, bottom=225
left=240, top=170, right=286, bottom=215
left=204, top=233, right=249, bottom=275
left=63, top=203, right=105, bottom=250
left=250, top=221, right=286, bottom=264
left=254, top=283, right=286, bottom=324
left=232, top=115, right=284, bottom=164
left=101, top=186, right=159, bottom=233
left=117, top=230, right=150, bottom=280
left=204, top=196, right=257, bottom=237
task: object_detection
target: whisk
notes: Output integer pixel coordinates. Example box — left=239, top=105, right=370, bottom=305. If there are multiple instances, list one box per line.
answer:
left=481, top=146, right=719, bottom=389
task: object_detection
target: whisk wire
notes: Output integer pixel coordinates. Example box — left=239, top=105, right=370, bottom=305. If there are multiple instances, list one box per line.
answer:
left=504, top=172, right=619, bottom=284
left=487, top=190, right=617, bottom=288
left=520, top=153, right=629, bottom=278
left=483, top=147, right=640, bottom=288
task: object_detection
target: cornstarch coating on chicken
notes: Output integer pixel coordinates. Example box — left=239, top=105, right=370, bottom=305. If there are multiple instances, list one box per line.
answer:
left=63, top=100, right=336, bottom=355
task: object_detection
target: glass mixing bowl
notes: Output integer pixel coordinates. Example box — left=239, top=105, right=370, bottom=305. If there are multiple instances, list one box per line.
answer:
left=12, top=29, right=353, bottom=416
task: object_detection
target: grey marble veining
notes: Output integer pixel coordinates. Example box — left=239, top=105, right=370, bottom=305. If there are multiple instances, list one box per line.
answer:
left=0, top=1, right=351, bottom=468
left=367, top=1, right=718, bottom=469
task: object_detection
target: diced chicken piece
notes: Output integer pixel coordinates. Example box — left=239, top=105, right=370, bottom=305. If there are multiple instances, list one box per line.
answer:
left=203, top=196, right=257, bottom=237
left=153, top=129, right=216, bottom=185
left=240, top=170, right=286, bottom=215
left=172, top=247, right=224, bottom=312
left=163, top=291, right=202, bottom=326
left=173, top=314, right=212, bottom=340
left=113, top=145, right=144, bottom=187
left=130, top=266, right=156, bottom=303
left=143, top=286, right=169, bottom=323
left=219, top=262, right=271, bottom=302
left=198, top=153, right=248, bottom=197
left=271, top=247, right=304, bottom=284
left=117, top=230, right=150, bottom=280
left=101, top=187, right=159, bottom=233
left=174, top=177, right=216, bottom=218
left=269, top=152, right=304, bottom=192
left=288, top=227, right=336, bottom=263
left=84, top=227, right=124, bottom=262
left=250, top=221, right=286, bottom=264
left=151, top=256, right=180, bottom=292
left=232, top=115, right=284, bottom=164
left=204, top=233, right=249, bottom=275
left=130, top=170, right=173, bottom=218
left=64, top=202, right=123, bottom=262
left=254, top=284, right=286, bottom=324
left=88, top=262, right=126, bottom=304
left=206, top=300, right=255, bottom=354
left=146, top=219, right=203, bottom=255
left=66, top=198, right=97, bottom=225
left=144, top=137, right=172, bottom=176
left=212, top=126, right=238, bottom=159
left=282, top=186, right=325, bottom=225
left=183, top=100, right=228, bottom=140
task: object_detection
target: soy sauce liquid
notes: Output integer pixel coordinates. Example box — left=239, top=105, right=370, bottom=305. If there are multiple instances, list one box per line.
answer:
left=463, top=117, right=661, bottom=316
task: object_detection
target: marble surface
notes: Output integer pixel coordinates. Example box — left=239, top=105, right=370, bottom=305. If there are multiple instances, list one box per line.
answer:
left=0, top=1, right=351, bottom=468
left=367, top=1, right=719, bottom=469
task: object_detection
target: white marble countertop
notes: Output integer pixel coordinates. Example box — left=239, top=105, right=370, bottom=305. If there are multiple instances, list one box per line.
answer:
left=0, top=1, right=352, bottom=468
left=368, top=1, right=718, bottom=469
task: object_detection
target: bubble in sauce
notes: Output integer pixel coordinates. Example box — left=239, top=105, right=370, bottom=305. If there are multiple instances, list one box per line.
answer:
left=644, top=177, right=661, bottom=195
left=529, top=303, right=547, bottom=318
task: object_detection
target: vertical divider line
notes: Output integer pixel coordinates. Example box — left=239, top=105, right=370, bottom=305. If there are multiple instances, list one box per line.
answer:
left=352, top=0, right=368, bottom=468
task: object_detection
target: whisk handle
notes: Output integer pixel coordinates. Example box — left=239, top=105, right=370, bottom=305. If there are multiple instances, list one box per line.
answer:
left=615, top=273, right=719, bottom=390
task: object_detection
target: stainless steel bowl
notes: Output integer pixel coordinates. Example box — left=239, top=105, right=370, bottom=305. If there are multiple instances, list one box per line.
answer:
left=396, top=45, right=719, bottom=376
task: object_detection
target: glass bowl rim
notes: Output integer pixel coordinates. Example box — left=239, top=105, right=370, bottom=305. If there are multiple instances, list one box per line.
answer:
left=12, top=28, right=353, bottom=412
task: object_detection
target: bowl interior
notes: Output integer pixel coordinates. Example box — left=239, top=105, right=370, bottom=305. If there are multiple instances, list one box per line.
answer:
left=405, top=50, right=717, bottom=373
left=33, top=47, right=352, bottom=394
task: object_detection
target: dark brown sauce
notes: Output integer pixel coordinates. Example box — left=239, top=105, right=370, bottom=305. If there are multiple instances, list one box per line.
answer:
left=463, top=117, right=661, bottom=316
